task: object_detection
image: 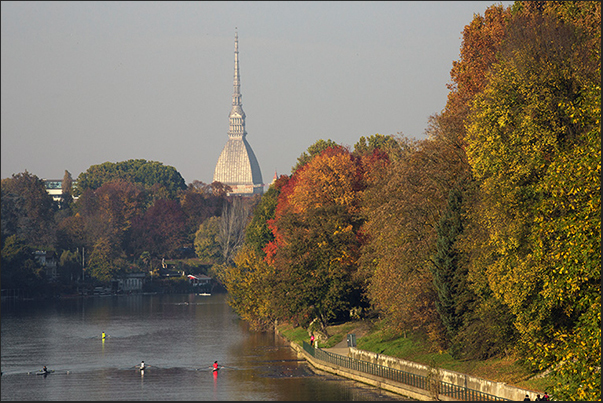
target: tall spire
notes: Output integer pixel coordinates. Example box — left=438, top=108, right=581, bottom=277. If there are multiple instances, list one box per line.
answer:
left=213, top=29, right=264, bottom=196
left=228, top=29, right=246, bottom=139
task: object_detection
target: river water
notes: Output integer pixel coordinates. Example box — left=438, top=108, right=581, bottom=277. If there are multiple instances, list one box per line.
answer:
left=1, top=292, right=407, bottom=401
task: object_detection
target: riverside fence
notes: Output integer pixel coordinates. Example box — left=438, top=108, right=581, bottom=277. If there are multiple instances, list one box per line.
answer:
left=302, top=341, right=508, bottom=401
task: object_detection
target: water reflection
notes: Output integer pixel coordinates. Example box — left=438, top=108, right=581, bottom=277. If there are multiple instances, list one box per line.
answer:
left=1, top=293, right=409, bottom=401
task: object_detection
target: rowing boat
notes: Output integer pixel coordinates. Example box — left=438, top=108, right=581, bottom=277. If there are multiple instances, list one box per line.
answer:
left=36, top=370, right=54, bottom=375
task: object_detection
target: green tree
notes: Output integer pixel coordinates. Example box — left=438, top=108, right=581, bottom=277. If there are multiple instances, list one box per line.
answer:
left=133, top=160, right=187, bottom=198
left=194, top=216, right=222, bottom=264
left=430, top=182, right=467, bottom=343
left=87, top=236, right=120, bottom=282
left=74, top=159, right=186, bottom=199
left=244, top=176, right=285, bottom=257
left=60, top=170, right=74, bottom=210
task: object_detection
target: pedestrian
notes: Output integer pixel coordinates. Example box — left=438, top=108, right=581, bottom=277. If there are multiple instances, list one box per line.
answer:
left=310, top=335, right=315, bottom=347
left=523, top=394, right=530, bottom=401
left=535, top=394, right=541, bottom=401
left=542, top=392, right=549, bottom=401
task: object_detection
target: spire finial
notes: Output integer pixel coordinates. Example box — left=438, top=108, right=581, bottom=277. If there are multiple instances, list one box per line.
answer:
left=228, top=29, right=245, bottom=138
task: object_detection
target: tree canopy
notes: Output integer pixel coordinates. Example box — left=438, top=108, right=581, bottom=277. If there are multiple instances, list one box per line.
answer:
left=74, top=159, right=187, bottom=199
left=220, top=2, right=600, bottom=400
left=2, top=2, right=599, bottom=399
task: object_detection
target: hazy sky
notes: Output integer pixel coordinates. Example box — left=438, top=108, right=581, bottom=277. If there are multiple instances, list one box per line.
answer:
left=1, top=1, right=513, bottom=185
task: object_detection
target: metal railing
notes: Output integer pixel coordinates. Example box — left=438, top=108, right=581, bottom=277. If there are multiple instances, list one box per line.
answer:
left=302, top=342, right=508, bottom=401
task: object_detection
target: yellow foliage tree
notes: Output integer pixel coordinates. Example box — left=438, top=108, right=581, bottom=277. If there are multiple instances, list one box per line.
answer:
left=465, top=7, right=600, bottom=399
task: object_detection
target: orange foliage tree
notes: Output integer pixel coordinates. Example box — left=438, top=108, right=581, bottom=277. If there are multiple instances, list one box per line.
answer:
left=264, top=145, right=382, bottom=329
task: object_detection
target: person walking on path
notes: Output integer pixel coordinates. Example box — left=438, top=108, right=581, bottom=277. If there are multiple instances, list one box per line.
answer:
left=310, top=335, right=315, bottom=347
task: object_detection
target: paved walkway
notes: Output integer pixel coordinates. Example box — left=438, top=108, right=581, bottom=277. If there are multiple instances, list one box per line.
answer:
left=322, top=338, right=351, bottom=356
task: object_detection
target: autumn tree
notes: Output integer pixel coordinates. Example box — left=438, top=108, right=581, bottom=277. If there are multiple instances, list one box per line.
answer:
left=129, top=198, right=188, bottom=258
left=412, top=2, right=515, bottom=356
left=0, top=234, right=45, bottom=293
left=291, top=139, right=339, bottom=174
left=1, top=171, right=56, bottom=248
left=465, top=3, right=600, bottom=399
left=54, top=205, right=87, bottom=253
left=179, top=180, right=227, bottom=239
left=265, top=146, right=371, bottom=329
left=219, top=245, right=277, bottom=331
left=215, top=176, right=287, bottom=328
left=244, top=176, right=287, bottom=257
left=69, top=179, right=145, bottom=281
left=354, top=133, right=406, bottom=162
left=359, top=137, right=446, bottom=344
left=358, top=6, right=512, bottom=347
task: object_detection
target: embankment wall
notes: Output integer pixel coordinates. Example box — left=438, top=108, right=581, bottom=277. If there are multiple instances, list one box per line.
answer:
left=349, top=347, right=541, bottom=401
left=288, top=340, right=435, bottom=401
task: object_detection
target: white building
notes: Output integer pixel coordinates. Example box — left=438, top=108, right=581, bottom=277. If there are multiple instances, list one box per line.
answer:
left=213, top=31, right=264, bottom=196
left=42, top=179, right=64, bottom=202
left=42, top=178, right=77, bottom=203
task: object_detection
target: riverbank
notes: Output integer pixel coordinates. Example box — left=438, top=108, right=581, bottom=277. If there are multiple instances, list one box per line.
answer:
left=276, top=319, right=553, bottom=398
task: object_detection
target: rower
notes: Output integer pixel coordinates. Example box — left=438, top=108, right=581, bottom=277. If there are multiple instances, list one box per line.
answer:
left=42, top=366, right=48, bottom=373
left=140, top=361, right=145, bottom=370
left=213, top=361, right=219, bottom=371
left=101, top=331, right=106, bottom=339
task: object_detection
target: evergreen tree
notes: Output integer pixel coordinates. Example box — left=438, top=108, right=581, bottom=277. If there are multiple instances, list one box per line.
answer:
left=430, top=182, right=467, bottom=342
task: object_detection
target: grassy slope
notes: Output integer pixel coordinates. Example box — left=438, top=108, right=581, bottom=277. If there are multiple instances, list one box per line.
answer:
left=276, top=319, right=554, bottom=393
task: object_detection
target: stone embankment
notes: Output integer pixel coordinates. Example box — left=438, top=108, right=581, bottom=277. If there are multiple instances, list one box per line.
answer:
left=281, top=332, right=543, bottom=401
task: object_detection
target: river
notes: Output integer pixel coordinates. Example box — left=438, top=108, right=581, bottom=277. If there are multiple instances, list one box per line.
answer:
left=1, top=292, right=408, bottom=401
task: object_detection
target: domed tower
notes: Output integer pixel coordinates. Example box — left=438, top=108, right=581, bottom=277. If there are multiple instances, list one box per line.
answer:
left=213, top=31, right=264, bottom=195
